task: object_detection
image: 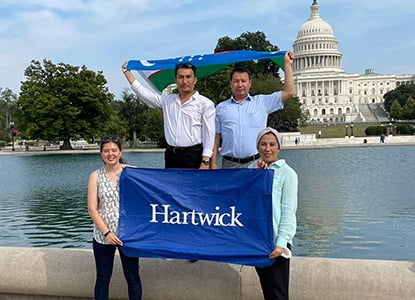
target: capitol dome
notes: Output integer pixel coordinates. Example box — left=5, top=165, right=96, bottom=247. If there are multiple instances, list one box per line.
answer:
left=297, top=3, right=334, bottom=38
left=293, top=0, right=343, bottom=74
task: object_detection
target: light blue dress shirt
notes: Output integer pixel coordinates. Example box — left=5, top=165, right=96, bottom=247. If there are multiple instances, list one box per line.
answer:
left=268, top=159, right=298, bottom=248
left=215, top=92, right=283, bottom=158
left=250, top=159, right=298, bottom=248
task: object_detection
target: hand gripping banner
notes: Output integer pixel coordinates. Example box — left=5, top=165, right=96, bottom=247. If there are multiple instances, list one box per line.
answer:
left=118, top=167, right=275, bottom=267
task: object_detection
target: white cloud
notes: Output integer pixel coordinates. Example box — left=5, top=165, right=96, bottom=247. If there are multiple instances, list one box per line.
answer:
left=0, top=0, right=413, bottom=97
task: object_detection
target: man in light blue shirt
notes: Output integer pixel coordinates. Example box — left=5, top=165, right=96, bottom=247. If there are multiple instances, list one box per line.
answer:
left=211, top=51, right=295, bottom=169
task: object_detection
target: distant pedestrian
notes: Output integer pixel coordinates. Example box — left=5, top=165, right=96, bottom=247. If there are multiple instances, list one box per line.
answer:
left=294, top=137, right=298, bottom=145
left=380, top=134, right=385, bottom=143
left=317, top=130, right=322, bottom=138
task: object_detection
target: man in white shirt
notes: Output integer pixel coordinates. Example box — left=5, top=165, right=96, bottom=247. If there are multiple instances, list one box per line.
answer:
left=122, top=62, right=215, bottom=169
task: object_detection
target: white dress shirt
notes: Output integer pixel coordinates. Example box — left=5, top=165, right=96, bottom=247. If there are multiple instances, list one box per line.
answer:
left=131, top=80, right=215, bottom=157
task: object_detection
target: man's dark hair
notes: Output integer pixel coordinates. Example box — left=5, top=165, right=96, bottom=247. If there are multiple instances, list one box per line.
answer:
left=175, top=63, right=197, bottom=77
left=230, top=65, right=252, bottom=81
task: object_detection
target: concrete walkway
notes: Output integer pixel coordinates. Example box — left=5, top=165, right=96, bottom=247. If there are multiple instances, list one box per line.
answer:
left=280, top=133, right=415, bottom=149
left=1, top=135, right=415, bottom=156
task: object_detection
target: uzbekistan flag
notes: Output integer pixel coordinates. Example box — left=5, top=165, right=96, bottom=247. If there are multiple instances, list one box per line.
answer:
left=126, top=50, right=287, bottom=93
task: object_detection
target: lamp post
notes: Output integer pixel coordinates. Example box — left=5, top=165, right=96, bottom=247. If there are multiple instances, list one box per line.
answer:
left=345, top=124, right=348, bottom=137
left=10, top=121, right=15, bottom=151
left=350, top=122, right=354, bottom=137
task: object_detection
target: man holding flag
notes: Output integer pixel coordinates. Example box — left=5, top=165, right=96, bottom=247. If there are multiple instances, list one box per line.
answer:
left=122, top=62, right=215, bottom=170
left=211, top=51, right=295, bottom=169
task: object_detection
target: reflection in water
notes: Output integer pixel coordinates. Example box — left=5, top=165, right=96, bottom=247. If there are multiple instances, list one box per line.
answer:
left=0, top=146, right=414, bottom=261
left=282, top=146, right=415, bottom=260
left=0, top=152, right=163, bottom=249
left=25, top=187, right=91, bottom=248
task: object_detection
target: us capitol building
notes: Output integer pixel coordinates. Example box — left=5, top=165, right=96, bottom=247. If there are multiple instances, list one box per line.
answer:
left=293, top=0, right=414, bottom=124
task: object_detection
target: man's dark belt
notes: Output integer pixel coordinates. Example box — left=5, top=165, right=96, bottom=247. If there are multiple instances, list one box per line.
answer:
left=166, top=143, right=202, bottom=154
left=222, top=153, right=260, bottom=164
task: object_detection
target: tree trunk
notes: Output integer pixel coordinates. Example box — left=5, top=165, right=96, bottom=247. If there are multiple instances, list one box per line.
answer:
left=61, top=139, right=72, bottom=150
left=132, top=130, right=138, bottom=147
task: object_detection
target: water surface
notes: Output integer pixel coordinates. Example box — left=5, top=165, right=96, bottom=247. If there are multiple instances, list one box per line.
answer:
left=0, top=146, right=414, bottom=261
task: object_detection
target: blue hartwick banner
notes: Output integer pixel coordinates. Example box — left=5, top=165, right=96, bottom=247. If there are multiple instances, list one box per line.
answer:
left=118, top=167, right=275, bottom=267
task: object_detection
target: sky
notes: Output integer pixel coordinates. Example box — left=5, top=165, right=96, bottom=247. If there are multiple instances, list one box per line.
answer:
left=1, top=0, right=414, bottom=99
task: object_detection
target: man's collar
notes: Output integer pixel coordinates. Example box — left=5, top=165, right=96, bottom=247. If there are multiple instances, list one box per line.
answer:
left=231, top=94, right=252, bottom=103
left=178, top=90, right=198, bottom=102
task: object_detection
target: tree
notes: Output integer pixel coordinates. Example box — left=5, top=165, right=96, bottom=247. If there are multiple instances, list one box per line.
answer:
left=402, top=96, right=415, bottom=119
left=215, top=31, right=280, bottom=77
left=0, top=88, right=17, bottom=139
left=141, top=108, right=165, bottom=147
left=196, top=68, right=232, bottom=105
left=389, top=100, right=403, bottom=120
left=114, top=89, right=151, bottom=146
left=384, top=83, right=415, bottom=113
left=16, top=59, right=115, bottom=149
left=269, top=96, right=305, bottom=131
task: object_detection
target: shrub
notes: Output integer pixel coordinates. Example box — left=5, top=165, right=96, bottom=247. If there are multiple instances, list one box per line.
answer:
left=395, top=125, right=415, bottom=135
left=365, top=126, right=384, bottom=136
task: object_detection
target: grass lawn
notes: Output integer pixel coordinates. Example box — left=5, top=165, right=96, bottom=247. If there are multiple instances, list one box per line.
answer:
left=299, top=123, right=375, bottom=138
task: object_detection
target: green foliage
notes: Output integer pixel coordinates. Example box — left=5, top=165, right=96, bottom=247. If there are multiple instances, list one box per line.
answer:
left=15, top=59, right=115, bottom=148
left=269, top=96, right=305, bottom=132
left=402, top=96, right=415, bottom=119
left=389, top=100, right=403, bottom=119
left=113, top=89, right=151, bottom=143
left=388, top=96, right=415, bottom=120
left=196, top=67, right=232, bottom=105
left=383, top=83, right=415, bottom=118
left=0, top=87, right=17, bottom=135
left=396, top=124, right=415, bottom=135
left=141, top=108, right=165, bottom=146
left=250, top=73, right=283, bottom=94
left=365, top=126, right=384, bottom=136
left=214, top=31, right=280, bottom=77
left=104, top=109, right=128, bottom=140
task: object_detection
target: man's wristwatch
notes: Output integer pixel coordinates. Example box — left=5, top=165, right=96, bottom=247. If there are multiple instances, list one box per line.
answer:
left=122, top=68, right=129, bottom=73
left=201, top=159, right=210, bottom=166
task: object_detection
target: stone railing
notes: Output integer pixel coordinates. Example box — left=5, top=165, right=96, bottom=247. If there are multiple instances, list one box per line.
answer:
left=0, top=247, right=414, bottom=299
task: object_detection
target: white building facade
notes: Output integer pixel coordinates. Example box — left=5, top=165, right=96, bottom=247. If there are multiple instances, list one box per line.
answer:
left=293, top=0, right=415, bottom=124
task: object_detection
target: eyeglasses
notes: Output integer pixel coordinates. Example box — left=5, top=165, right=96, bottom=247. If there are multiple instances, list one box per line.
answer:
left=101, top=136, right=120, bottom=143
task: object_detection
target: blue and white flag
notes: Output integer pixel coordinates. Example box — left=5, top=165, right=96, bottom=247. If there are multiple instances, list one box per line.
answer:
left=126, top=50, right=286, bottom=93
left=118, top=167, right=275, bottom=267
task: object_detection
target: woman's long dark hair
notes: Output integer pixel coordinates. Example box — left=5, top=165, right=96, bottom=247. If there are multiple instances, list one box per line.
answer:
left=100, top=136, right=127, bottom=164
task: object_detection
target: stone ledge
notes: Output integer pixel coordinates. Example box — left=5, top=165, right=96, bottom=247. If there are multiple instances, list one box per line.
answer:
left=0, top=247, right=414, bottom=299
